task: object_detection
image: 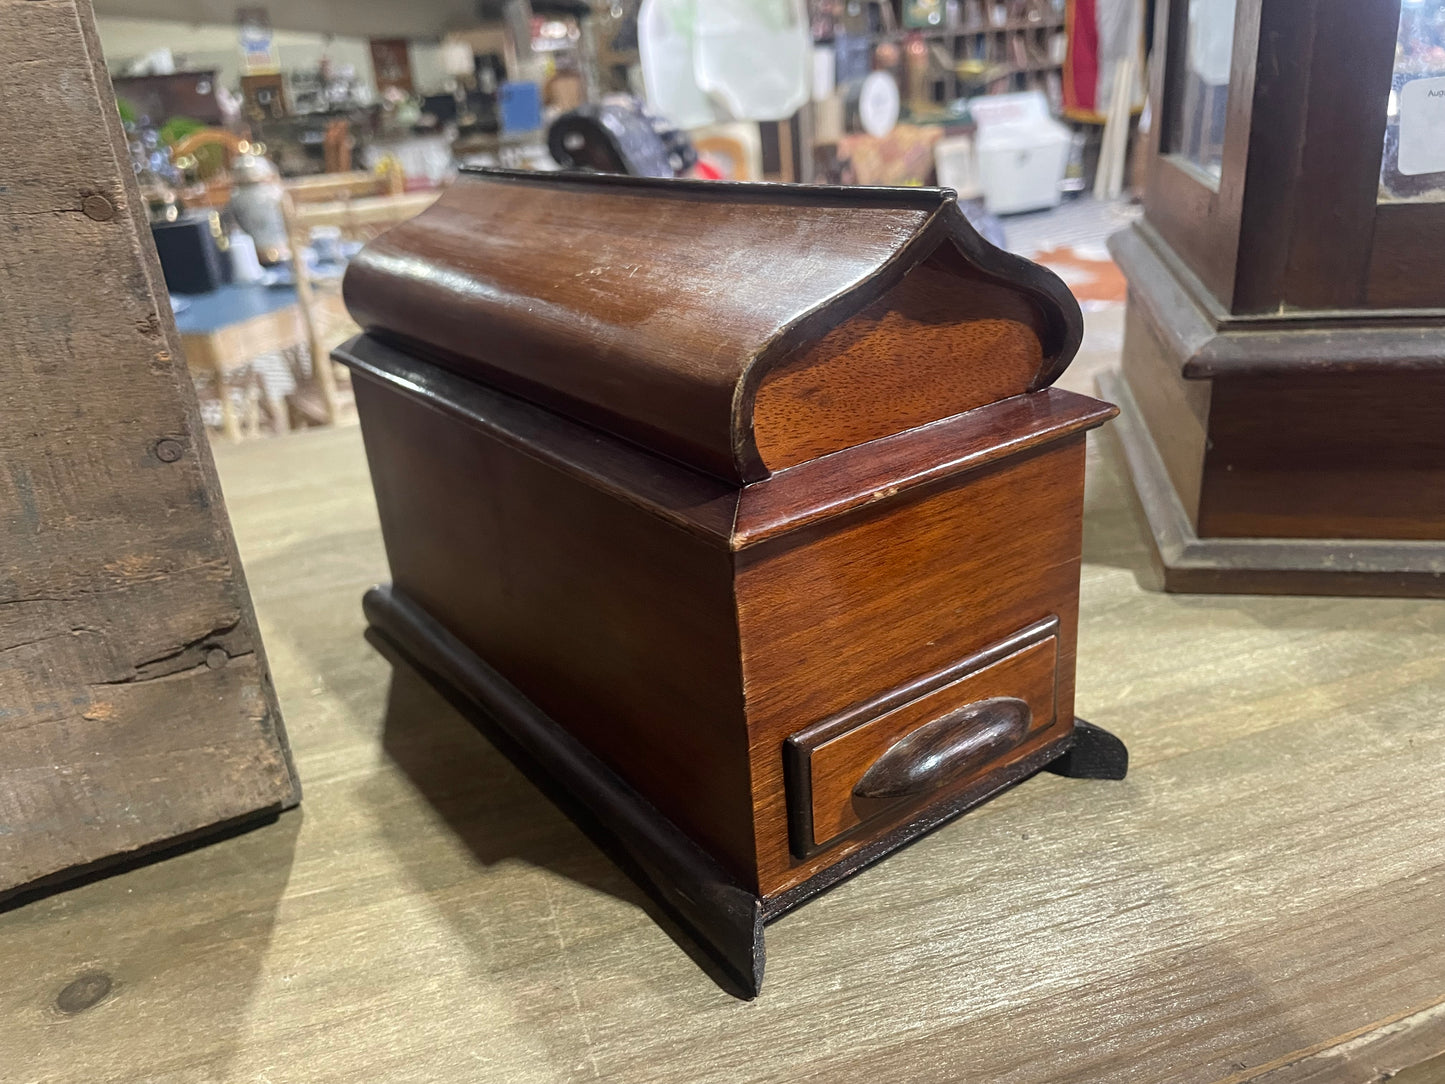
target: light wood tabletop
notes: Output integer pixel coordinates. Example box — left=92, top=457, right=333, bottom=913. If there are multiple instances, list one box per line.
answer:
left=174, top=284, right=350, bottom=441
left=4, top=312, right=1444, bottom=1084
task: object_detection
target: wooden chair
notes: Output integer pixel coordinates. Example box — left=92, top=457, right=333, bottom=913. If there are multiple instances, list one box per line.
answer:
left=169, top=128, right=248, bottom=208
left=282, top=177, right=441, bottom=426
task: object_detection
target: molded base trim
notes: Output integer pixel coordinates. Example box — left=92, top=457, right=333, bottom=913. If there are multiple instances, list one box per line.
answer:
left=363, top=583, right=1128, bottom=997
left=1098, top=369, right=1445, bottom=598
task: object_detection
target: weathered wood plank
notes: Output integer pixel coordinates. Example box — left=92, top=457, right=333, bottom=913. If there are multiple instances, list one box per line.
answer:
left=0, top=0, right=297, bottom=896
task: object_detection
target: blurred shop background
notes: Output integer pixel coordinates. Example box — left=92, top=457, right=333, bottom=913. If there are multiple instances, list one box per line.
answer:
left=97, top=0, right=1180, bottom=438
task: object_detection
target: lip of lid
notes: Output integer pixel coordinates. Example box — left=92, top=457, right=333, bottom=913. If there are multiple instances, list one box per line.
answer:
left=341, top=167, right=1082, bottom=484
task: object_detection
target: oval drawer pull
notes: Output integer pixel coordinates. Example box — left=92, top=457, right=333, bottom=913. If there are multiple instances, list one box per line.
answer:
left=853, top=697, right=1032, bottom=803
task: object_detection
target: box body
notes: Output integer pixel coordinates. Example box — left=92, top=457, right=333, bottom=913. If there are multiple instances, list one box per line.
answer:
left=338, top=170, right=1119, bottom=983
left=350, top=338, right=1103, bottom=899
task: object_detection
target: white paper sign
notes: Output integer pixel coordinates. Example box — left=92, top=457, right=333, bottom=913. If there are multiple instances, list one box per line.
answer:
left=1397, top=75, right=1445, bottom=177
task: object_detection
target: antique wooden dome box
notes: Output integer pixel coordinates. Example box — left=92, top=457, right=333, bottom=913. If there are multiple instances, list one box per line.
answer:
left=337, top=168, right=1126, bottom=995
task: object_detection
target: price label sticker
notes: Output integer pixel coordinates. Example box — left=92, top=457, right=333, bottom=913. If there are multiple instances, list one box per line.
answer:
left=1397, top=75, right=1445, bottom=176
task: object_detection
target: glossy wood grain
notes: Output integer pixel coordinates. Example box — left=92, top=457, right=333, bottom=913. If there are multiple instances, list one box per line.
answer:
left=1113, top=224, right=1445, bottom=549
left=1198, top=372, right=1445, bottom=541
left=788, top=628, right=1058, bottom=854
left=740, top=438, right=1091, bottom=895
left=753, top=247, right=1046, bottom=470
left=343, top=168, right=1081, bottom=482
left=351, top=372, right=759, bottom=884
left=345, top=346, right=1113, bottom=895
left=1100, top=367, right=1445, bottom=597
left=735, top=388, right=1115, bottom=548
left=1117, top=300, right=1210, bottom=523
left=340, top=169, right=1110, bottom=914
left=853, top=701, right=1033, bottom=801
left=1113, top=171, right=1445, bottom=590
left=1365, top=203, right=1445, bottom=310
left=337, top=334, right=739, bottom=547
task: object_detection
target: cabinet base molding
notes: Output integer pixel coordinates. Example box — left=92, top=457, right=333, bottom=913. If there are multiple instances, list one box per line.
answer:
left=1098, top=370, right=1445, bottom=599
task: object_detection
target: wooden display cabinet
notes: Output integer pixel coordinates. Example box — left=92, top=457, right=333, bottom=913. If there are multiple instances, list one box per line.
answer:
left=1105, top=0, right=1445, bottom=597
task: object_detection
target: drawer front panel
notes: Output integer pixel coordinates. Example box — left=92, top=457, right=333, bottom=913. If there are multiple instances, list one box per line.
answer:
left=785, top=619, right=1059, bottom=856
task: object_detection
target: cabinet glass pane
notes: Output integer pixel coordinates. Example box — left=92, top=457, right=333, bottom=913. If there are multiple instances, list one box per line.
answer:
left=1380, top=0, right=1445, bottom=202
left=1174, top=0, right=1237, bottom=183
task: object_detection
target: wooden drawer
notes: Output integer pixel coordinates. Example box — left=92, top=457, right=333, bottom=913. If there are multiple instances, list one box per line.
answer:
left=783, top=617, right=1059, bottom=856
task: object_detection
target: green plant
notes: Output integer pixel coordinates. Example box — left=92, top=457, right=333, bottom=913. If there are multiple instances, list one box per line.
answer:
left=158, top=115, right=206, bottom=146
left=157, top=116, right=230, bottom=178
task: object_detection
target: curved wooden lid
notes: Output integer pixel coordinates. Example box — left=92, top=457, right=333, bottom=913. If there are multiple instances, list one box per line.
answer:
left=343, top=169, right=1082, bottom=482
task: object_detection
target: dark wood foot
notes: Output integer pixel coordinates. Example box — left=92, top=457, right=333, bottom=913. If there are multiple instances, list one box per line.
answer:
left=1046, top=719, right=1129, bottom=780
left=362, top=584, right=766, bottom=999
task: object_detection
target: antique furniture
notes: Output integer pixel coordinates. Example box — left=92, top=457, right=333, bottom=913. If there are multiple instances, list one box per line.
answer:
left=173, top=190, right=438, bottom=441
left=173, top=282, right=346, bottom=440
left=369, top=38, right=416, bottom=96
left=283, top=183, right=439, bottom=425
left=1105, top=0, right=1445, bottom=597
left=338, top=168, right=1127, bottom=995
left=1, top=1, right=296, bottom=903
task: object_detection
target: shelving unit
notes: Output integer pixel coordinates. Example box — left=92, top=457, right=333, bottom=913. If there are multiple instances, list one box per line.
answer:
left=914, top=9, right=1068, bottom=108
left=884, top=15, right=1066, bottom=38
left=804, top=0, right=1074, bottom=185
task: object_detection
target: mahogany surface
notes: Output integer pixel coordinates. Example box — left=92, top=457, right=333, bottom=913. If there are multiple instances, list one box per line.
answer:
left=1199, top=373, right=1445, bottom=541
left=351, top=371, right=757, bottom=880
left=752, top=246, right=1047, bottom=469
left=1366, top=203, right=1445, bottom=309
left=1099, top=369, right=1445, bottom=600
left=738, top=437, right=1091, bottom=894
left=343, top=169, right=1079, bottom=483
left=1118, top=299, right=1209, bottom=523
left=787, top=622, right=1059, bottom=855
left=1110, top=224, right=1445, bottom=586
left=344, top=340, right=1112, bottom=895
left=338, top=169, right=1119, bottom=980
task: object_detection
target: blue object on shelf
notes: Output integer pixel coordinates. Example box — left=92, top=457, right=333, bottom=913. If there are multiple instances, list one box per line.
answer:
left=499, top=81, right=543, bottom=134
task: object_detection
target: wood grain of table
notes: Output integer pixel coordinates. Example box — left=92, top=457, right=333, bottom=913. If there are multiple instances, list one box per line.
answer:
left=3, top=310, right=1443, bottom=1084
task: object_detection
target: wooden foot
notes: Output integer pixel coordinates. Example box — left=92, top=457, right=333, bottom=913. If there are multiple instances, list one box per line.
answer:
left=1046, top=719, right=1129, bottom=781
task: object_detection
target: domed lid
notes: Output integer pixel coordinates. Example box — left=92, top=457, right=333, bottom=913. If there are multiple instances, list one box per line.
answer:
left=342, top=168, right=1082, bottom=482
